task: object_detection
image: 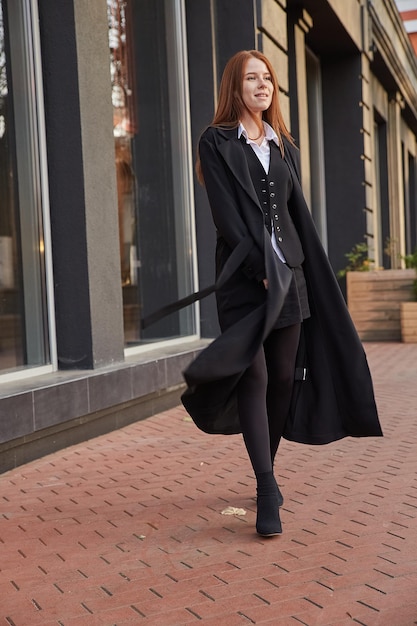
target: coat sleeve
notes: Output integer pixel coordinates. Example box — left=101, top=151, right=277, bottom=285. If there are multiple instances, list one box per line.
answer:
left=199, top=132, right=265, bottom=282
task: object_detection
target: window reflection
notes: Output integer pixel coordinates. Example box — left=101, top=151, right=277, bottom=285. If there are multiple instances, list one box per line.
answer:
left=0, top=0, right=50, bottom=373
left=0, top=1, right=23, bottom=370
left=107, top=0, right=196, bottom=346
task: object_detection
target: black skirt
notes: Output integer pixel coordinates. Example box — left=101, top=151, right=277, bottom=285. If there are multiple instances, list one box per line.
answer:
left=273, top=264, right=310, bottom=329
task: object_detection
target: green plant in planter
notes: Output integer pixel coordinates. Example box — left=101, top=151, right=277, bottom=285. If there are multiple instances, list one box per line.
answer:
left=402, top=247, right=417, bottom=299
left=337, top=242, right=373, bottom=279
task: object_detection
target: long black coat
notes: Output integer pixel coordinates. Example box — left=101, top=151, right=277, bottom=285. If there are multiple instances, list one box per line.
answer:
left=182, top=126, right=383, bottom=444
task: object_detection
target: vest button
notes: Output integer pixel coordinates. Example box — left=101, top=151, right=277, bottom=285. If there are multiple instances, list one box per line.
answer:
left=270, top=192, right=275, bottom=198
left=272, top=203, right=277, bottom=209
left=278, top=236, right=283, bottom=242
left=269, top=181, right=275, bottom=186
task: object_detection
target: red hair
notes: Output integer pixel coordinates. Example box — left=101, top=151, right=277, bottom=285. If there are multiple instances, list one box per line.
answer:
left=196, top=50, right=294, bottom=184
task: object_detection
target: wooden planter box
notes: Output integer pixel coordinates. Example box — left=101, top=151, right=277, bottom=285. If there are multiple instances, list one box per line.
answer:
left=400, top=301, right=417, bottom=343
left=347, top=269, right=415, bottom=341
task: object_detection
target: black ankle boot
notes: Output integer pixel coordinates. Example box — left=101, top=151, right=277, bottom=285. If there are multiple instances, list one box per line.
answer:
left=271, top=453, right=284, bottom=507
left=255, top=471, right=282, bottom=536
left=276, top=481, right=284, bottom=508
left=269, top=464, right=284, bottom=507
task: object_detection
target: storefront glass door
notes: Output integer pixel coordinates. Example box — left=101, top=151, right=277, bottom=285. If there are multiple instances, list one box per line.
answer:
left=108, top=0, right=197, bottom=345
left=0, top=0, right=51, bottom=374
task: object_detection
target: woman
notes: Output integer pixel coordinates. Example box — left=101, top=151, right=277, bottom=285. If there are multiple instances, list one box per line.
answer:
left=181, top=50, right=382, bottom=537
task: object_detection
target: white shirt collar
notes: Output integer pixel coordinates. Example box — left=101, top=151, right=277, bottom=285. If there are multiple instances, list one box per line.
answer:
left=238, top=121, right=279, bottom=147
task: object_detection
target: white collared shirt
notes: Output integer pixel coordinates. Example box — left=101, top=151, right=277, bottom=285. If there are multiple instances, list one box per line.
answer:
left=238, top=121, right=286, bottom=263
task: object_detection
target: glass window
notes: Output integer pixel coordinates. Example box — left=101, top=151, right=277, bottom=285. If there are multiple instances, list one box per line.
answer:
left=373, top=115, right=390, bottom=268
left=0, top=0, right=51, bottom=374
left=406, top=151, right=417, bottom=254
left=305, top=47, right=328, bottom=251
left=107, top=0, right=197, bottom=346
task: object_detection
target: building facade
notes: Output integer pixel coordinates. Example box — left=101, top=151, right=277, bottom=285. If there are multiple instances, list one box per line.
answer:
left=1, top=0, right=417, bottom=471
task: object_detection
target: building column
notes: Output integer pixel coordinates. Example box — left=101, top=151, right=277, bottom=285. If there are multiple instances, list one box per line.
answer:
left=39, top=0, right=124, bottom=368
left=288, top=8, right=313, bottom=207
left=360, top=51, right=379, bottom=266
left=387, top=91, right=406, bottom=268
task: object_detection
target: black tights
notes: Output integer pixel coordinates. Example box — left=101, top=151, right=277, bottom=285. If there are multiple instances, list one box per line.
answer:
left=237, top=323, right=301, bottom=475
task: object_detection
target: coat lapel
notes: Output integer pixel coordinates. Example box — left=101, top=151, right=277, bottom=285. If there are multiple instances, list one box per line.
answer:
left=215, top=129, right=262, bottom=211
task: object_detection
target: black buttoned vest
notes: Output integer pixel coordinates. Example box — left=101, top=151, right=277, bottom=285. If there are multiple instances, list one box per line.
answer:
left=241, top=139, right=305, bottom=268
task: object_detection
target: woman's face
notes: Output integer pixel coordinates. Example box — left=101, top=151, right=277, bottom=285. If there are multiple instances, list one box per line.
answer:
left=241, top=57, right=274, bottom=116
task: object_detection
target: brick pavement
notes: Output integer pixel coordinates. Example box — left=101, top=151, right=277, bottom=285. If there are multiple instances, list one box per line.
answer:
left=1, top=342, right=417, bottom=625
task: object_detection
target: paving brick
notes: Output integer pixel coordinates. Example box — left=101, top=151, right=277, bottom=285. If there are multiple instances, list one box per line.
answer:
left=1, top=343, right=417, bottom=624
